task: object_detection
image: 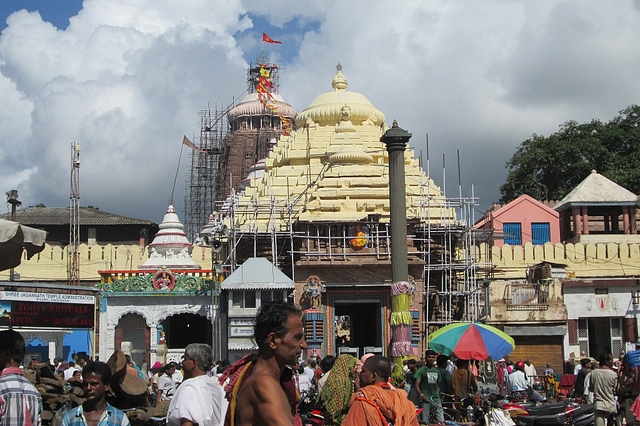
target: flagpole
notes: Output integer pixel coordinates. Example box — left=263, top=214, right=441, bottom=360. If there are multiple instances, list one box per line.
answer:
left=171, top=141, right=184, bottom=205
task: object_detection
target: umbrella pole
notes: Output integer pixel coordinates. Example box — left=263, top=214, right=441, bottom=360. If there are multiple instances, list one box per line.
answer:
left=8, top=190, right=21, bottom=281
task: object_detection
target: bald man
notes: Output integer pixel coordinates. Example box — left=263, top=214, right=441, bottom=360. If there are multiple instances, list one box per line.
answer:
left=343, top=356, right=418, bottom=426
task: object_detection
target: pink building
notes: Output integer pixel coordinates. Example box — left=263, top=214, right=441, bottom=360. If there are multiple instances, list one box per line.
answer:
left=475, top=194, right=561, bottom=247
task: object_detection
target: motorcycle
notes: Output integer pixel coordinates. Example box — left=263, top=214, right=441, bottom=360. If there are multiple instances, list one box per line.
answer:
left=514, top=402, right=595, bottom=426
left=299, top=388, right=324, bottom=426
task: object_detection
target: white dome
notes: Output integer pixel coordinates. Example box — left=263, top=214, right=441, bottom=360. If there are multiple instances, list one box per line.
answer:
left=228, top=93, right=297, bottom=123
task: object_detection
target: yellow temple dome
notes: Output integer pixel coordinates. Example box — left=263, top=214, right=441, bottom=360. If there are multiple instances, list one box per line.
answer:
left=294, top=64, right=386, bottom=128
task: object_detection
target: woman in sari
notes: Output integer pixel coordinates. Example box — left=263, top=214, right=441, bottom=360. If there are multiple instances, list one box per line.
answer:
left=318, top=354, right=359, bottom=425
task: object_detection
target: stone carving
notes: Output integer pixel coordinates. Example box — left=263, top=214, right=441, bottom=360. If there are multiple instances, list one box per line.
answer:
left=98, top=272, right=216, bottom=293
left=362, top=114, right=380, bottom=127
left=303, top=275, right=325, bottom=308
left=153, top=268, right=175, bottom=291
left=335, top=104, right=356, bottom=133
left=340, top=105, right=351, bottom=122
left=106, top=301, right=211, bottom=329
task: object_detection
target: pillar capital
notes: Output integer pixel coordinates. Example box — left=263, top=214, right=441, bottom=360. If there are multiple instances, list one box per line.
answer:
left=381, top=120, right=412, bottom=152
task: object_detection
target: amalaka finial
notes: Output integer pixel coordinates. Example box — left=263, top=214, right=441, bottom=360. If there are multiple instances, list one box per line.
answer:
left=332, top=63, right=348, bottom=91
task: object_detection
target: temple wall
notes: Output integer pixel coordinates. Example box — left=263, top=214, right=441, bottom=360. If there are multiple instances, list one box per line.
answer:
left=5, top=240, right=640, bottom=282
left=476, top=241, right=640, bottom=279
left=0, top=244, right=212, bottom=281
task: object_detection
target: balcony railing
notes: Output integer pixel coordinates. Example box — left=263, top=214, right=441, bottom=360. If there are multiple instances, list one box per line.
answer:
left=503, top=281, right=550, bottom=311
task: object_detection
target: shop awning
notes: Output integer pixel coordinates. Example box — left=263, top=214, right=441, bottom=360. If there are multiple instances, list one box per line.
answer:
left=0, top=219, right=46, bottom=271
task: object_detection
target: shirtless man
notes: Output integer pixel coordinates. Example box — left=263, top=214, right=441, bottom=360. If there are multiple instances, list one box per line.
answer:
left=233, top=301, right=307, bottom=426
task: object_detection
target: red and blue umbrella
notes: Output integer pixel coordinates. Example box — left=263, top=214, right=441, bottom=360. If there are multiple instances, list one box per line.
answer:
left=428, top=322, right=515, bottom=360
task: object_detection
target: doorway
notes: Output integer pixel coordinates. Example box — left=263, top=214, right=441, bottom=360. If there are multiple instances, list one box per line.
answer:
left=161, top=313, right=211, bottom=349
left=587, top=317, right=623, bottom=357
left=334, top=301, right=382, bottom=358
left=115, top=313, right=149, bottom=367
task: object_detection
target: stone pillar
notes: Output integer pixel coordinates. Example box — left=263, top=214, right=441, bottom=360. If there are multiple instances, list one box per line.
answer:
left=381, top=120, right=413, bottom=361
left=572, top=206, right=582, bottom=236
left=581, top=206, right=589, bottom=235
left=623, top=207, right=631, bottom=234
left=48, top=341, right=57, bottom=363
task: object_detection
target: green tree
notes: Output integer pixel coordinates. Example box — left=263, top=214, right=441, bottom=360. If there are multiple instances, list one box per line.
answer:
left=500, top=105, right=640, bottom=203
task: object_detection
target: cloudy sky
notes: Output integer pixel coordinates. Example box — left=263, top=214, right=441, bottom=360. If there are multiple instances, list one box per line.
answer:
left=1, top=0, right=640, bottom=224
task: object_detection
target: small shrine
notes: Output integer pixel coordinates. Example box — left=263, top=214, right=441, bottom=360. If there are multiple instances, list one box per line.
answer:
left=554, top=170, right=639, bottom=243
left=97, top=205, right=220, bottom=367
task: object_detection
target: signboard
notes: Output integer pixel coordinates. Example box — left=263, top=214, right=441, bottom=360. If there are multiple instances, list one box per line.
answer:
left=230, top=318, right=254, bottom=327
left=0, top=291, right=95, bottom=328
left=229, top=326, right=254, bottom=337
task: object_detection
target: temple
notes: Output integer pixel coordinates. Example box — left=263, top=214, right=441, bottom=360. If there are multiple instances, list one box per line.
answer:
left=216, top=64, right=478, bottom=361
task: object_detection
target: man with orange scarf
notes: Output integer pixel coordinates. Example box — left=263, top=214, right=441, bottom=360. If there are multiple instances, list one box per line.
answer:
left=220, top=302, right=307, bottom=426
left=343, top=356, right=418, bottom=426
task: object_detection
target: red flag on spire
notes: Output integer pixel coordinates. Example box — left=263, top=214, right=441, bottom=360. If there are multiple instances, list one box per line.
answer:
left=262, top=32, right=282, bottom=44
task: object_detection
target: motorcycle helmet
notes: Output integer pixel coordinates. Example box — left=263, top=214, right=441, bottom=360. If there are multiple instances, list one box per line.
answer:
left=514, top=360, right=525, bottom=371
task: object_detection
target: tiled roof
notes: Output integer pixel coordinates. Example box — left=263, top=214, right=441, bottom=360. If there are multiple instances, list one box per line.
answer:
left=554, top=170, right=638, bottom=212
left=0, top=207, right=156, bottom=226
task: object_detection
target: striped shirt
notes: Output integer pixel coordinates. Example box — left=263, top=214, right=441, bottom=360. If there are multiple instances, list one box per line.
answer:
left=0, top=367, right=43, bottom=426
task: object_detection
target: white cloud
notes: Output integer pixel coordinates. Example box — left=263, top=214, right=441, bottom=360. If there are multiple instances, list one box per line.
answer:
left=1, top=0, right=640, bottom=222
left=0, top=0, right=250, bottom=219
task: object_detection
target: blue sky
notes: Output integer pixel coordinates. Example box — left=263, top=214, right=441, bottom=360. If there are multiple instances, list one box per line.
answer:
left=0, top=0, right=83, bottom=30
left=1, top=0, right=640, bottom=223
left=0, top=1, right=309, bottom=64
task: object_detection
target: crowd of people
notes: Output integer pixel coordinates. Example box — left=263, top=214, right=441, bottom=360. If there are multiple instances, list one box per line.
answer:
left=221, top=303, right=482, bottom=426
left=0, top=308, right=631, bottom=426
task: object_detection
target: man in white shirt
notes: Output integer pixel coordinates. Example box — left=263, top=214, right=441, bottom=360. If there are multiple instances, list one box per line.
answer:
left=297, top=365, right=312, bottom=394
left=590, top=353, right=618, bottom=426
left=63, top=361, right=79, bottom=381
left=172, top=366, right=183, bottom=386
left=582, top=362, right=597, bottom=404
left=157, top=362, right=177, bottom=401
left=167, top=344, right=224, bottom=426
left=524, top=359, right=538, bottom=385
left=302, top=361, right=315, bottom=384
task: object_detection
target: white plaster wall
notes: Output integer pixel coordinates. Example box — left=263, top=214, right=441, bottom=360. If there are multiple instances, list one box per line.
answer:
left=562, top=286, right=640, bottom=361
left=99, top=295, right=213, bottom=362
left=564, top=287, right=636, bottom=319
